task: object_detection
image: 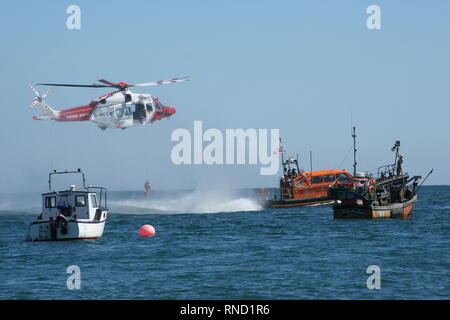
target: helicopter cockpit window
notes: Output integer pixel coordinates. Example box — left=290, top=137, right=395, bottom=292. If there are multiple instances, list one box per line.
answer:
left=154, top=101, right=162, bottom=110
left=124, top=107, right=132, bottom=116
left=145, top=102, right=153, bottom=112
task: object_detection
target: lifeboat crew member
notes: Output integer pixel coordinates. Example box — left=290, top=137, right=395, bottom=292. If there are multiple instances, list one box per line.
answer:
left=284, top=175, right=293, bottom=199
left=281, top=175, right=289, bottom=199
left=291, top=168, right=298, bottom=178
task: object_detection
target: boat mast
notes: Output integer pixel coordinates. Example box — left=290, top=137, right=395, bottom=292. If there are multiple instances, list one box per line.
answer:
left=280, top=137, right=286, bottom=174
left=352, top=126, right=357, bottom=176
left=393, top=140, right=400, bottom=168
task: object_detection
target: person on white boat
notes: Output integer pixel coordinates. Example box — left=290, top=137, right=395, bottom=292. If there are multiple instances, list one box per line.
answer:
left=49, top=217, right=57, bottom=240
left=56, top=213, right=69, bottom=234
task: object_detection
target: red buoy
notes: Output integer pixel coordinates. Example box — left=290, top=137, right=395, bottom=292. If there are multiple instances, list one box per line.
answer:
left=139, top=224, right=156, bottom=237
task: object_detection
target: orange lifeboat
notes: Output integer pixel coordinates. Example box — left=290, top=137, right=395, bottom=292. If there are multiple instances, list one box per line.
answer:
left=265, top=145, right=353, bottom=207
left=269, top=169, right=353, bottom=207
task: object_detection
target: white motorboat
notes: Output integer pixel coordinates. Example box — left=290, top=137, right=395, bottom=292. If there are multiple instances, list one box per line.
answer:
left=26, top=169, right=108, bottom=241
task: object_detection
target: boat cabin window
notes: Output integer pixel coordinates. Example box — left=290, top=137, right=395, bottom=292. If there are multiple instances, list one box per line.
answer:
left=45, top=197, right=56, bottom=208
left=90, top=194, right=97, bottom=208
left=336, top=173, right=349, bottom=180
left=323, top=174, right=335, bottom=182
left=75, top=195, right=86, bottom=207
left=311, top=176, right=324, bottom=184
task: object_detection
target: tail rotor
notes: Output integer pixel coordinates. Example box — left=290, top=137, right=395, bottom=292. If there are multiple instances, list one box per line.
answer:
left=28, top=85, right=58, bottom=119
left=29, top=85, right=52, bottom=109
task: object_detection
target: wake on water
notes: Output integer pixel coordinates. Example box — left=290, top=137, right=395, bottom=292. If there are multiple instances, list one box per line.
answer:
left=109, top=188, right=263, bottom=214
left=0, top=188, right=264, bottom=215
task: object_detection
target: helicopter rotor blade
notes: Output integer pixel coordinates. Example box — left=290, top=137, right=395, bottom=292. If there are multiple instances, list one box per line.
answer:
left=96, top=79, right=125, bottom=89
left=28, top=100, right=39, bottom=109
left=36, top=83, right=112, bottom=88
left=29, top=85, right=40, bottom=97
left=35, top=76, right=191, bottom=89
left=131, top=76, right=191, bottom=87
left=41, top=88, right=52, bottom=99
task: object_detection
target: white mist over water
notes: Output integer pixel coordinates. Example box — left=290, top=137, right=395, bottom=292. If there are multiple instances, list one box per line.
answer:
left=0, top=193, right=42, bottom=214
left=109, top=188, right=263, bottom=214
left=0, top=188, right=265, bottom=215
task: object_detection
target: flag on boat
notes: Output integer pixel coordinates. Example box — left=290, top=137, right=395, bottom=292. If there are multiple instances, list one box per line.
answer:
left=273, top=148, right=285, bottom=155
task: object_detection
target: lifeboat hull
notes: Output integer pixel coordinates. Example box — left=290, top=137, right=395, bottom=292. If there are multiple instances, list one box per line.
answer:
left=266, top=196, right=334, bottom=208
left=333, top=195, right=417, bottom=219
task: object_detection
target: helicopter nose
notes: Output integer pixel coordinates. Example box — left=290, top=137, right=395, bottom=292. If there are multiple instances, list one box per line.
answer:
left=164, top=106, right=176, bottom=117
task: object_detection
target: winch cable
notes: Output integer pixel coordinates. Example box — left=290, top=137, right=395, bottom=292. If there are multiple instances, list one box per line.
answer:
left=336, top=143, right=353, bottom=171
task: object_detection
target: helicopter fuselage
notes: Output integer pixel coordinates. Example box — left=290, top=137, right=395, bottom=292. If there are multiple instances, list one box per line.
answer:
left=41, top=90, right=176, bottom=130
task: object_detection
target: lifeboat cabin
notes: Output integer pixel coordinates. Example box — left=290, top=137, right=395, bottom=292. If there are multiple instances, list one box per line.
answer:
left=266, top=153, right=353, bottom=208
left=26, top=169, right=108, bottom=241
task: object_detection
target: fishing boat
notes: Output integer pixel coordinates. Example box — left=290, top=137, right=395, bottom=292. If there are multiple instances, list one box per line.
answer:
left=328, top=128, right=428, bottom=219
left=265, top=142, right=353, bottom=208
left=25, top=169, right=108, bottom=241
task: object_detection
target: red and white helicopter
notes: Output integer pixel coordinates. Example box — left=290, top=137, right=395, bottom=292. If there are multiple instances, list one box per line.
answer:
left=28, top=77, right=190, bottom=130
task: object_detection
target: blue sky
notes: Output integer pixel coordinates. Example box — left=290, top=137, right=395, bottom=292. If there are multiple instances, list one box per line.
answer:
left=0, top=0, right=449, bottom=192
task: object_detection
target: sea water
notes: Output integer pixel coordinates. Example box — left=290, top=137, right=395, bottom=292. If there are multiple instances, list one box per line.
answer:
left=0, top=186, right=449, bottom=299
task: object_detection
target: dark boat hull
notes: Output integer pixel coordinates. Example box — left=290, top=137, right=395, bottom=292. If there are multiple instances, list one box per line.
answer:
left=333, top=195, right=417, bottom=219
left=265, top=196, right=334, bottom=208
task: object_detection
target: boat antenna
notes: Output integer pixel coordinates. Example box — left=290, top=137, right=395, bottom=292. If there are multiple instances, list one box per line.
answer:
left=417, top=168, right=433, bottom=193
left=279, top=137, right=286, bottom=173
left=352, top=126, right=357, bottom=176
left=310, top=150, right=313, bottom=184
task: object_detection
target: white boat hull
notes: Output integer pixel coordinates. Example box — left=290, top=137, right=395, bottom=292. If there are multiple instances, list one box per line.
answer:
left=25, top=219, right=106, bottom=241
